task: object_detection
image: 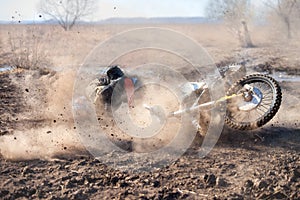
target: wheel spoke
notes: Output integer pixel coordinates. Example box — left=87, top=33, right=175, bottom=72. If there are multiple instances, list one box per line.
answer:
left=262, top=98, right=273, bottom=102
left=260, top=83, right=270, bottom=91
left=263, top=93, right=273, bottom=99
left=259, top=103, right=270, bottom=110
left=257, top=106, right=267, bottom=113
left=254, top=108, right=264, bottom=118
left=232, top=111, right=246, bottom=122
left=251, top=111, right=259, bottom=122
left=249, top=110, right=257, bottom=122
left=239, top=112, right=249, bottom=122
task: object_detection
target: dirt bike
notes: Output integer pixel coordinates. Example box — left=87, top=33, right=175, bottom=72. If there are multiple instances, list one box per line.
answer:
left=92, top=64, right=282, bottom=135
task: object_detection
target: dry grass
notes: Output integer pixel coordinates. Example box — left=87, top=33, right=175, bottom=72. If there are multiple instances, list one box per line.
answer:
left=0, top=26, right=49, bottom=69
left=1, top=23, right=299, bottom=72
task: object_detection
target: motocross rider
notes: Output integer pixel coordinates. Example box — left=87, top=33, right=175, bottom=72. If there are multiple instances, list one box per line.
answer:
left=92, top=65, right=135, bottom=109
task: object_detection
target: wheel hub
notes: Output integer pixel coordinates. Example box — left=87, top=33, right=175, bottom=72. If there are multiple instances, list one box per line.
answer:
left=238, top=85, right=263, bottom=111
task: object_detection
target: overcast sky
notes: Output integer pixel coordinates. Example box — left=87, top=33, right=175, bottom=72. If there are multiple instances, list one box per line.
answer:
left=0, top=0, right=210, bottom=22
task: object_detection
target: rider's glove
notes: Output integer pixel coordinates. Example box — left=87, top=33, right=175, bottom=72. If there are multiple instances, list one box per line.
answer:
left=98, top=76, right=110, bottom=85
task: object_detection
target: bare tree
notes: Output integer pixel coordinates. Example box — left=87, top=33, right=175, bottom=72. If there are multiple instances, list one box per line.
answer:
left=206, top=0, right=255, bottom=48
left=264, top=0, right=298, bottom=39
left=39, top=0, right=98, bottom=31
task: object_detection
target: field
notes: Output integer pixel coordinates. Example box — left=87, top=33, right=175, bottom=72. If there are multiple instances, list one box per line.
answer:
left=0, top=23, right=299, bottom=199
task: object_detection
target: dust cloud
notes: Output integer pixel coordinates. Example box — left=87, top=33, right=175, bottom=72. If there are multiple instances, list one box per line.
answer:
left=0, top=68, right=85, bottom=160
left=0, top=126, right=82, bottom=160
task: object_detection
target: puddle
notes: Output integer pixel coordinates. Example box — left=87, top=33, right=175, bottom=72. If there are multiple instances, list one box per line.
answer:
left=270, top=71, right=300, bottom=82
left=0, top=65, right=14, bottom=72
left=247, top=67, right=300, bottom=83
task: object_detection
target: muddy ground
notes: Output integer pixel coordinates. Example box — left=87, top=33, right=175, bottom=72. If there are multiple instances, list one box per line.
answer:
left=0, top=64, right=299, bottom=199
left=0, top=139, right=299, bottom=200
left=0, top=24, right=300, bottom=199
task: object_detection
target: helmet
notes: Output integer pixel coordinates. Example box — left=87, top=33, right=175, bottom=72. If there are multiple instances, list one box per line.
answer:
left=106, top=65, right=124, bottom=80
